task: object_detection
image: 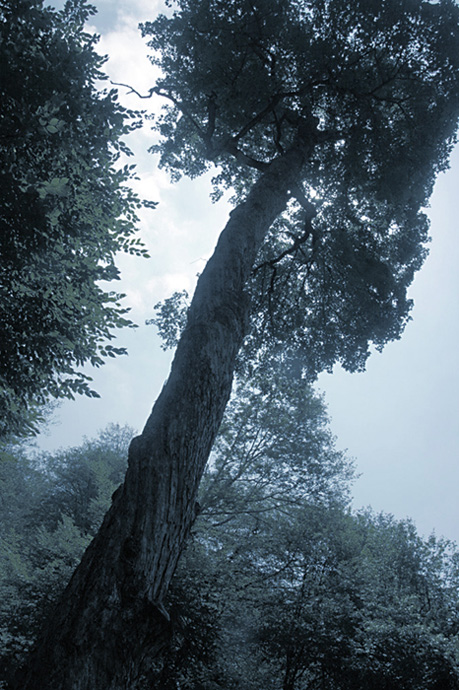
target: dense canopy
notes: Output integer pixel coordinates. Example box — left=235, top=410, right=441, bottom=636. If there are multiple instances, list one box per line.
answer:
left=0, top=0, right=153, bottom=437
left=142, top=0, right=459, bottom=376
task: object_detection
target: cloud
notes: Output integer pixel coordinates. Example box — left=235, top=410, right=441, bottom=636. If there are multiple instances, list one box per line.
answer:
left=88, top=22, right=158, bottom=105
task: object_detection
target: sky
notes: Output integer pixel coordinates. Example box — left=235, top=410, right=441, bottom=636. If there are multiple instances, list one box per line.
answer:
left=41, top=0, right=459, bottom=544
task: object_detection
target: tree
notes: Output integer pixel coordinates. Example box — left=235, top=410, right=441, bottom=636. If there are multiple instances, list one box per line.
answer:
left=2, top=369, right=352, bottom=688
left=249, top=510, right=459, bottom=690
left=0, top=424, right=133, bottom=685
left=4, top=409, right=458, bottom=689
left=200, top=367, right=354, bottom=515
left=142, top=435, right=459, bottom=689
left=152, top=368, right=356, bottom=690
left=16, top=1, right=459, bottom=687
left=0, top=0, right=153, bottom=438
left=1, top=369, right=349, bottom=686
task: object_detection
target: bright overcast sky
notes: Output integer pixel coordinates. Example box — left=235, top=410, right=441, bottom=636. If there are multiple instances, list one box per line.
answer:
left=42, top=0, right=459, bottom=544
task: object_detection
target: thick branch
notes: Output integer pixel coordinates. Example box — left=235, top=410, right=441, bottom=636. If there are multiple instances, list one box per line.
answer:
left=221, top=140, right=270, bottom=170
left=111, top=81, right=207, bottom=140
left=253, top=188, right=317, bottom=273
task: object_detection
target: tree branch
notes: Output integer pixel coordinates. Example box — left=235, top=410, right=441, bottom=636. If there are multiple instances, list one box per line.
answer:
left=221, top=140, right=270, bottom=171
left=253, top=189, right=317, bottom=274
left=204, top=92, right=218, bottom=145
left=111, top=81, right=207, bottom=141
left=110, top=81, right=156, bottom=99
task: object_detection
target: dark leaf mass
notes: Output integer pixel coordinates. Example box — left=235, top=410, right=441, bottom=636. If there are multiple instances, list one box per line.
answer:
left=142, top=0, right=459, bottom=376
left=0, top=0, right=154, bottom=438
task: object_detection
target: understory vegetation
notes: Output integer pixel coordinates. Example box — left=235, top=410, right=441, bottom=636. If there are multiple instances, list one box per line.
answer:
left=2, top=375, right=458, bottom=689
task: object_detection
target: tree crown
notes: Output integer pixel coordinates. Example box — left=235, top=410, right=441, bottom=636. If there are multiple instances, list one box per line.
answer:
left=142, top=0, right=459, bottom=376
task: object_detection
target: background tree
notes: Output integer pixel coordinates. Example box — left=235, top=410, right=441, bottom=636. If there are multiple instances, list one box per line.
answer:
left=16, top=1, right=459, bottom=686
left=3, top=379, right=459, bottom=689
left=0, top=0, right=154, bottom=438
left=248, top=510, right=459, bottom=690
left=155, top=504, right=459, bottom=689
left=0, top=424, right=133, bottom=685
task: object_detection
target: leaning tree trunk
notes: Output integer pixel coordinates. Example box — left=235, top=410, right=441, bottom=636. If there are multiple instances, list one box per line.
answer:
left=15, top=140, right=312, bottom=689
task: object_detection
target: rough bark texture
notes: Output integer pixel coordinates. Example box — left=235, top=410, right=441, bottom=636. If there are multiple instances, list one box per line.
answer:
left=15, top=141, right=312, bottom=689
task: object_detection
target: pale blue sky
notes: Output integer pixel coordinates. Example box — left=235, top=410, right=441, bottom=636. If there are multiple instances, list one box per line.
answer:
left=42, top=0, right=459, bottom=544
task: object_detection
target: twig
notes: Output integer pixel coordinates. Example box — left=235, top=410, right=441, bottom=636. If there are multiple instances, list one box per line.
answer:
left=110, top=80, right=156, bottom=99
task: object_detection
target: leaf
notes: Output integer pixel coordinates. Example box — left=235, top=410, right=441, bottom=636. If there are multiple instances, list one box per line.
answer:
left=0, top=0, right=147, bottom=437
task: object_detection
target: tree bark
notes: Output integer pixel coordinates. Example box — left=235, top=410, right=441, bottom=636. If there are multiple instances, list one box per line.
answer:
left=15, top=140, right=312, bottom=689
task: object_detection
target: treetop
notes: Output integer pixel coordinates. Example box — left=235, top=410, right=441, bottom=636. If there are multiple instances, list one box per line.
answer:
left=143, top=0, right=459, bottom=377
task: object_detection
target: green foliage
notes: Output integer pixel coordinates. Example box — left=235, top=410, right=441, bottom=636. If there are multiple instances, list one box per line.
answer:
left=201, top=367, right=354, bottom=516
left=158, top=505, right=459, bottom=689
left=0, top=0, right=155, bottom=438
left=0, top=424, right=134, bottom=682
left=142, top=0, right=459, bottom=377
left=249, top=510, right=459, bottom=690
left=146, top=290, right=190, bottom=351
left=1, top=382, right=458, bottom=688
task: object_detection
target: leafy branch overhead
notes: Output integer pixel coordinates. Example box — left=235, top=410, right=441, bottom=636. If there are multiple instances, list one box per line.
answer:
left=0, top=0, right=156, bottom=437
left=142, top=0, right=459, bottom=377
